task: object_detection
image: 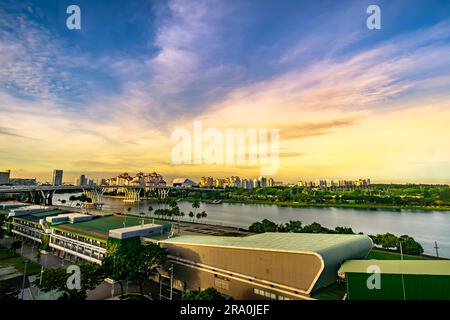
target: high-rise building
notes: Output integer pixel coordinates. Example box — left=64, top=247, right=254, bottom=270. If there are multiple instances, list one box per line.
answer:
left=79, top=174, right=88, bottom=186
left=0, top=169, right=11, bottom=185
left=268, top=177, right=274, bottom=187
left=258, top=176, right=267, bottom=187
left=52, top=169, right=63, bottom=186
left=199, top=176, right=214, bottom=187
left=214, top=179, right=224, bottom=188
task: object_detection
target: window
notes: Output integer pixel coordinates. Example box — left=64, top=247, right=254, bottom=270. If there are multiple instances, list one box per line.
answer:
left=214, top=275, right=230, bottom=290
left=253, top=288, right=276, bottom=300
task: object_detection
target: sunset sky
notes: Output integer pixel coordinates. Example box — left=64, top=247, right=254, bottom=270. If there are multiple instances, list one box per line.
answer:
left=1, top=0, right=450, bottom=184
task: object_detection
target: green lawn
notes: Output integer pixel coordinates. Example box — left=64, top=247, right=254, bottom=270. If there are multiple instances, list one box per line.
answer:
left=0, top=247, right=42, bottom=276
left=312, top=282, right=346, bottom=300
left=367, top=249, right=431, bottom=260
left=0, top=248, right=16, bottom=259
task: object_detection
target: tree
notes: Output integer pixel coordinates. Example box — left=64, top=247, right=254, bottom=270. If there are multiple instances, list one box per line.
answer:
left=0, top=214, right=6, bottom=238
left=0, top=282, right=19, bottom=300
left=249, top=219, right=277, bottom=233
left=127, top=242, right=167, bottom=295
left=201, top=211, right=207, bottom=220
left=284, top=220, right=303, bottom=233
left=373, top=233, right=399, bottom=249
left=11, top=240, right=22, bottom=252
left=148, top=205, right=153, bottom=216
left=182, top=287, right=225, bottom=300
left=192, top=200, right=200, bottom=216
left=301, top=222, right=332, bottom=234
left=102, top=239, right=167, bottom=297
left=399, top=235, right=424, bottom=255
left=168, top=199, right=178, bottom=209
left=40, top=234, right=50, bottom=251
left=334, top=226, right=355, bottom=234
left=35, top=264, right=105, bottom=300
left=188, top=211, right=194, bottom=222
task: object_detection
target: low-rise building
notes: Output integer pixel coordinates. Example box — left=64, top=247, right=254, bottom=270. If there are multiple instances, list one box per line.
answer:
left=149, top=233, right=373, bottom=300
left=338, top=260, right=450, bottom=300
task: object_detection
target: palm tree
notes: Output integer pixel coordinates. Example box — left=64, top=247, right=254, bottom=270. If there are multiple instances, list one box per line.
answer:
left=148, top=205, right=153, bottom=217
left=192, top=200, right=200, bottom=216
left=196, top=212, right=201, bottom=222
left=201, top=211, right=207, bottom=220
left=189, top=211, right=194, bottom=222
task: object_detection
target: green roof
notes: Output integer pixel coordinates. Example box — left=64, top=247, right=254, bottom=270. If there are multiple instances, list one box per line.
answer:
left=161, top=232, right=370, bottom=254
left=51, top=214, right=170, bottom=241
left=338, top=260, right=450, bottom=276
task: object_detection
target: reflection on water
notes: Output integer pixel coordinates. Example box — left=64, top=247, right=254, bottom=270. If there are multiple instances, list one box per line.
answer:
left=54, top=193, right=450, bottom=258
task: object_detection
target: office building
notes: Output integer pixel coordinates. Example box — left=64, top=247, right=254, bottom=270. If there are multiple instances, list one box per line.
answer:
left=0, top=169, right=11, bottom=185
left=52, top=169, right=63, bottom=186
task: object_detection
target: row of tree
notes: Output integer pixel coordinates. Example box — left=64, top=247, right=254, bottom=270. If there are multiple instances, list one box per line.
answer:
left=248, top=219, right=424, bottom=255
left=144, top=200, right=208, bottom=223
left=249, top=219, right=356, bottom=235
left=371, top=233, right=424, bottom=255
left=167, top=184, right=450, bottom=208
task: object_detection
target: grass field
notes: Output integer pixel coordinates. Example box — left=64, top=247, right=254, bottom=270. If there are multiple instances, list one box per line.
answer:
left=311, top=282, right=346, bottom=300
left=0, top=248, right=16, bottom=259
left=0, top=248, right=41, bottom=277
left=367, top=249, right=432, bottom=260
left=52, top=214, right=171, bottom=241
left=0, top=256, right=41, bottom=275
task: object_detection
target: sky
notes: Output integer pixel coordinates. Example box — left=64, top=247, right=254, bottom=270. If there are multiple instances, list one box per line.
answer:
left=1, top=0, right=450, bottom=184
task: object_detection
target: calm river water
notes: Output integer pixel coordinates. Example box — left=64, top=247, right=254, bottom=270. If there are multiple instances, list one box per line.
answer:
left=55, top=193, right=450, bottom=258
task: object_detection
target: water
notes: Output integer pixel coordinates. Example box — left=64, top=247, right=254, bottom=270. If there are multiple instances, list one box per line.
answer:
left=54, top=193, right=450, bottom=258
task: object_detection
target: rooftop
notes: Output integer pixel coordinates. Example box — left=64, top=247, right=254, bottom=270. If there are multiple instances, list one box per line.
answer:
left=161, top=232, right=372, bottom=255
left=12, top=209, right=68, bottom=223
left=51, top=214, right=170, bottom=241
left=338, top=260, right=450, bottom=277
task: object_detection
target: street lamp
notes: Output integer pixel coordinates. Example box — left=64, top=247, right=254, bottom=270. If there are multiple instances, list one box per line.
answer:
left=169, top=263, right=174, bottom=300
left=37, top=265, right=44, bottom=300
left=21, top=260, right=29, bottom=300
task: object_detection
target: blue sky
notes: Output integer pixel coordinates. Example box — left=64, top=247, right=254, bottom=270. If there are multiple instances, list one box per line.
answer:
left=1, top=0, right=450, bottom=182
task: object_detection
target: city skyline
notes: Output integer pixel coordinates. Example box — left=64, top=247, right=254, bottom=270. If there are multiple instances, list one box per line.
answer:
left=1, top=1, right=450, bottom=183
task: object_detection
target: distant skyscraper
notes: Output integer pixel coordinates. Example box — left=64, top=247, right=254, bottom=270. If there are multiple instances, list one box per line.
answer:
left=79, top=174, right=87, bottom=186
left=0, top=169, right=11, bottom=185
left=52, top=169, right=63, bottom=186
left=258, top=176, right=267, bottom=187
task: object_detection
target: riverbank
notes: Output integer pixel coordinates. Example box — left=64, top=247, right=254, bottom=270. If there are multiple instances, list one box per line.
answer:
left=167, top=197, right=450, bottom=212
left=102, top=194, right=450, bottom=212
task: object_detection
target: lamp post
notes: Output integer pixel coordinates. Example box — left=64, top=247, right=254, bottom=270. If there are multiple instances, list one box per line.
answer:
left=37, top=265, right=44, bottom=300
left=159, top=275, right=162, bottom=300
left=21, top=260, right=29, bottom=300
left=169, top=263, right=174, bottom=300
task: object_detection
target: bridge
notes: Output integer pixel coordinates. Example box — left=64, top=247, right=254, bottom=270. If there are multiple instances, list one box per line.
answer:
left=0, top=185, right=216, bottom=206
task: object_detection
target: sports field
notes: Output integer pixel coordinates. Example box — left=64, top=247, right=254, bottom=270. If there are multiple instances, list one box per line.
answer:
left=51, top=214, right=170, bottom=241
